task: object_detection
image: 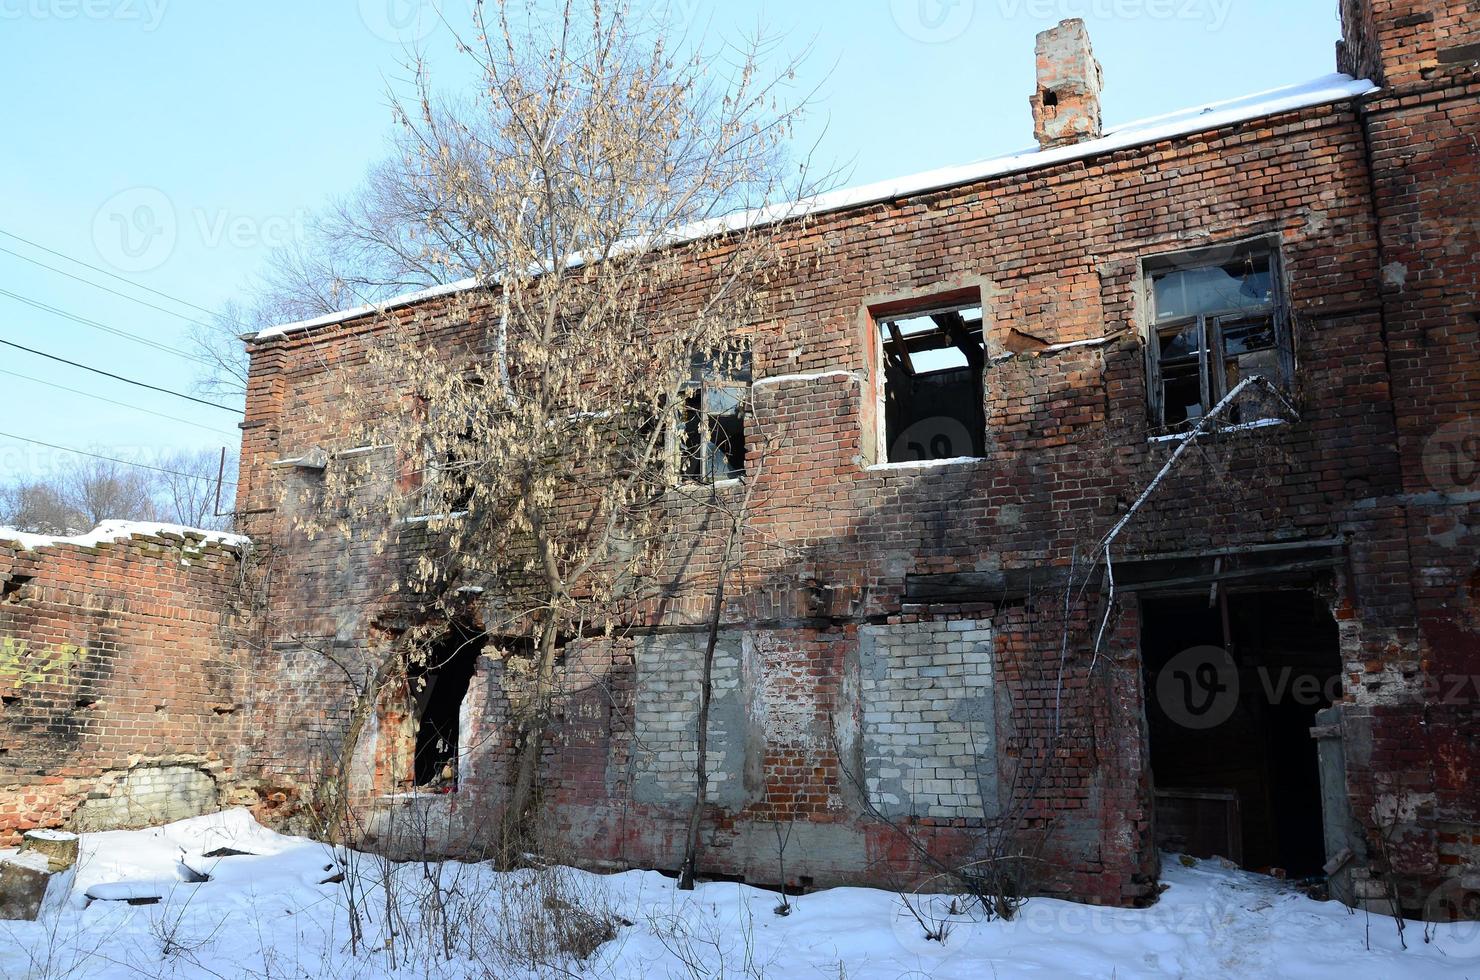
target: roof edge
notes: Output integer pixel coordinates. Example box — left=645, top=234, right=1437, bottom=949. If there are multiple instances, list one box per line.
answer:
left=254, top=72, right=1378, bottom=343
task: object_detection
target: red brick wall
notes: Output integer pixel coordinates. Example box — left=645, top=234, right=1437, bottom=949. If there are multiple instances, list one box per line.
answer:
left=0, top=530, right=248, bottom=844
left=1340, top=0, right=1478, bottom=86
left=231, top=13, right=1479, bottom=907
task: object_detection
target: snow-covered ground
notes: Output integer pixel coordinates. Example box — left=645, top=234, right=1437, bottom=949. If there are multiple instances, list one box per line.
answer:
left=2, top=810, right=1476, bottom=979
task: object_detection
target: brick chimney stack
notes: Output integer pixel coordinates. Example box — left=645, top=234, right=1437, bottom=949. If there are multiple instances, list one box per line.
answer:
left=1030, top=19, right=1104, bottom=150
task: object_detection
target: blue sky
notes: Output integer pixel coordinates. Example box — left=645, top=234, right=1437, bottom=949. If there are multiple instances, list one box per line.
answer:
left=0, top=0, right=1345, bottom=486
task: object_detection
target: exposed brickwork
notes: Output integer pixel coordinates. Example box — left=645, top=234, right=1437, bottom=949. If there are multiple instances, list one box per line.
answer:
left=1029, top=18, right=1103, bottom=149
left=230, top=27, right=1478, bottom=905
left=0, top=0, right=1454, bottom=913
left=858, top=620, right=997, bottom=820
left=0, top=530, right=249, bottom=844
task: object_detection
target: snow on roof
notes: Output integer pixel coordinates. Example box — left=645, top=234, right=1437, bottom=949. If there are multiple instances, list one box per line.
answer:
left=255, top=72, right=1378, bottom=343
left=0, top=520, right=250, bottom=552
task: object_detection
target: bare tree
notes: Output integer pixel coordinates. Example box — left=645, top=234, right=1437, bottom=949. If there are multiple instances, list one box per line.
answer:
left=0, top=479, right=82, bottom=535
left=296, top=0, right=816, bottom=850
left=2, top=451, right=237, bottom=535
left=154, top=449, right=236, bottom=531
left=60, top=457, right=157, bottom=528
left=678, top=465, right=764, bottom=890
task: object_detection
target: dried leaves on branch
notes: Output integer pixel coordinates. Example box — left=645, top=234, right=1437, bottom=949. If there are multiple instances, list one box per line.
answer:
left=289, top=0, right=818, bottom=844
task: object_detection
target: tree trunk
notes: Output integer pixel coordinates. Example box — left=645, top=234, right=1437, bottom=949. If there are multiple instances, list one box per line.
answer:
left=678, top=568, right=726, bottom=890
left=505, top=615, right=562, bottom=855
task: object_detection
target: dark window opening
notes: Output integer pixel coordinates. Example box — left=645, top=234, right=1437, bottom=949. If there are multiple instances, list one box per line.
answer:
left=878, top=301, right=986, bottom=462
left=678, top=345, right=751, bottom=483
left=1141, top=589, right=1341, bottom=878
left=1042, top=88, right=1059, bottom=107
left=409, top=625, right=486, bottom=789
left=1145, top=242, right=1293, bottom=431
left=422, top=379, right=483, bottom=513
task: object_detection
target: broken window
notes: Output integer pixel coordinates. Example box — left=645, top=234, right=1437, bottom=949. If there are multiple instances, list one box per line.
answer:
left=408, top=627, right=485, bottom=789
left=877, top=300, right=986, bottom=462
left=676, top=345, right=751, bottom=482
left=1144, top=242, right=1293, bottom=430
left=420, top=380, right=482, bottom=513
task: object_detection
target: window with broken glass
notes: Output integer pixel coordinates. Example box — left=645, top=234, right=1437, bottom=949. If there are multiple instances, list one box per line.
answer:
left=877, top=301, right=987, bottom=463
left=1145, top=242, right=1293, bottom=431
left=420, top=383, right=480, bottom=513
left=676, top=347, right=751, bottom=482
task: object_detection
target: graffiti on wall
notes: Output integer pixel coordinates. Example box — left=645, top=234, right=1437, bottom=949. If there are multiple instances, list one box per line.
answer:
left=0, top=636, right=89, bottom=689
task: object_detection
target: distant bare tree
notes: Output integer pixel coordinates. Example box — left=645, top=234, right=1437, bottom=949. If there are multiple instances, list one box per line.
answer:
left=192, top=153, right=451, bottom=398
left=1, top=456, right=160, bottom=534
left=63, top=457, right=157, bottom=527
left=0, top=479, right=82, bottom=534
left=154, top=449, right=236, bottom=531
left=188, top=302, right=254, bottom=402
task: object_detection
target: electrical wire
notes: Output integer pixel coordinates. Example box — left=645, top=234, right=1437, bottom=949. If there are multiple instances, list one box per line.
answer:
left=0, top=226, right=241, bottom=327
left=0, top=336, right=241, bottom=413
left=0, top=286, right=211, bottom=365
left=0, top=366, right=239, bottom=437
left=0, top=243, right=218, bottom=332
left=0, top=429, right=237, bottom=486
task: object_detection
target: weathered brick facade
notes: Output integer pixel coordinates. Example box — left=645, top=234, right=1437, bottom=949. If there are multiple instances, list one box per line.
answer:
left=225, top=1, right=1478, bottom=912
left=2, top=1, right=1470, bottom=917
left=0, top=528, right=250, bottom=845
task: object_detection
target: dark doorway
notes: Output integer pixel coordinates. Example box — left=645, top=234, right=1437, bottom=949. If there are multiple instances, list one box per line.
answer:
left=409, top=625, right=485, bottom=788
left=1141, top=589, right=1341, bottom=877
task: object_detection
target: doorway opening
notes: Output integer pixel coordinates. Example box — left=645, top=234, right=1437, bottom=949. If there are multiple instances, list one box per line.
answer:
left=1141, top=588, right=1341, bottom=877
left=408, top=624, right=485, bottom=789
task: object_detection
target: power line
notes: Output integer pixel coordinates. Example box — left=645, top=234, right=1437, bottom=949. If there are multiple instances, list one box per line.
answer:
left=0, top=366, right=239, bottom=437
left=0, top=226, right=239, bottom=327
left=0, top=336, right=241, bottom=414
left=0, top=243, right=220, bottom=332
left=0, top=286, right=212, bottom=366
left=0, top=429, right=238, bottom=487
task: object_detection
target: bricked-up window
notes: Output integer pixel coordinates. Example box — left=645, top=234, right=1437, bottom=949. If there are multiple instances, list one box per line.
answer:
left=877, top=301, right=986, bottom=462
left=677, top=346, right=752, bottom=482
left=1144, top=242, right=1293, bottom=430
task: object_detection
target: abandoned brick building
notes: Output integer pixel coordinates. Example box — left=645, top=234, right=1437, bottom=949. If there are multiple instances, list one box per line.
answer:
left=2, top=0, right=1477, bottom=916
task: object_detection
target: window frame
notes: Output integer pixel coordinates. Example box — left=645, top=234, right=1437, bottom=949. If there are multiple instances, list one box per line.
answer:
left=1141, top=239, right=1295, bottom=432
left=673, top=345, right=752, bottom=485
left=870, top=292, right=988, bottom=465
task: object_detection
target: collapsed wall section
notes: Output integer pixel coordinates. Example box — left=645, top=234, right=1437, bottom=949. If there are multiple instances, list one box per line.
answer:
left=0, top=526, right=249, bottom=844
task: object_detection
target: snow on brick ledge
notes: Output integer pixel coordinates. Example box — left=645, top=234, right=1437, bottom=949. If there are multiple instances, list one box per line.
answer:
left=0, top=520, right=250, bottom=553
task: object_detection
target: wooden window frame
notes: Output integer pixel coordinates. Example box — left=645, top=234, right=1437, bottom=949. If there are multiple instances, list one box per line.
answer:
left=673, top=345, right=752, bottom=484
left=1142, top=240, right=1295, bottom=432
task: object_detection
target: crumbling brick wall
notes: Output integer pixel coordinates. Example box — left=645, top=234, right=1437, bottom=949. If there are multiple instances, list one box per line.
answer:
left=232, top=2, right=1478, bottom=910
left=0, top=529, right=249, bottom=844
